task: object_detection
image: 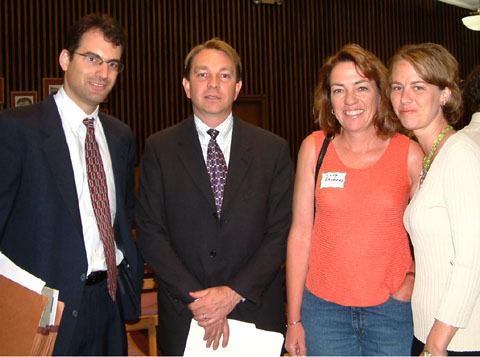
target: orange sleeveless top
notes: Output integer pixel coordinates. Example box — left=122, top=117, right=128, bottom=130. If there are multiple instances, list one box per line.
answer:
left=306, top=131, right=412, bottom=307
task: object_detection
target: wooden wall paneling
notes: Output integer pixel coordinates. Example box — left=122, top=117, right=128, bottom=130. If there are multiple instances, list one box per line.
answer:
left=289, top=0, right=297, bottom=137
left=278, top=4, right=289, bottom=136
left=153, top=0, right=162, bottom=135
left=306, top=1, right=316, bottom=136
left=121, top=1, right=132, bottom=144
left=133, top=0, right=142, bottom=146
left=276, top=4, right=287, bottom=136
left=165, top=0, right=174, bottom=128
left=294, top=3, right=306, bottom=146
left=267, top=3, right=276, bottom=131
left=40, top=0, right=47, bottom=77
left=115, top=1, right=126, bottom=135
left=262, top=3, right=273, bottom=131
left=28, top=0, right=35, bottom=91
left=164, top=0, right=173, bottom=130
left=11, top=1, right=19, bottom=90
left=243, top=0, right=254, bottom=96
left=1, top=0, right=480, bottom=162
left=0, top=1, right=7, bottom=110
left=148, top=1, right=157, bottom=136
left=137, top=0, right=146, bottom=147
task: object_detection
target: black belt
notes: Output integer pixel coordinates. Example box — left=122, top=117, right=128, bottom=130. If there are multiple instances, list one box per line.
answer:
left=85, top=260, right=126, bottom=287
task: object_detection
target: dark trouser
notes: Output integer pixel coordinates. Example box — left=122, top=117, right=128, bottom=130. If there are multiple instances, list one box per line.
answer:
left=66, top=272, right=127, bottom=356
left=157, top=309, right=191, bottom=356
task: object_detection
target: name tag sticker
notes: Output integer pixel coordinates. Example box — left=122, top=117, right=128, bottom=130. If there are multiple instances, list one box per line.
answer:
left=320, top=172, right=346, bottom=189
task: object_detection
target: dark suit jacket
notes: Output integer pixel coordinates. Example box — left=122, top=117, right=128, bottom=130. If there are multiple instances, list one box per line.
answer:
left=135, top=115, right=293, bottom=354
left=0, top=96, right=144, bottom=355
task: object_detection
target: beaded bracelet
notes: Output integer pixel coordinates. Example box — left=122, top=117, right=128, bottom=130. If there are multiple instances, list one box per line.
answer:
left=286, top=320, right=302, bottom=327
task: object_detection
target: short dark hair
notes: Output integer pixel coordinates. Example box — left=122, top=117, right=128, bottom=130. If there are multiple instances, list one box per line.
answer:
left=183, top=38, right=242, bottom=82
left=388, top=43, right=462, bottom=125
left=313, top=44, right=399, bottom=138
left=463, top=65, right=480, bottom=120
left=65, top=14, right=126, bottom=56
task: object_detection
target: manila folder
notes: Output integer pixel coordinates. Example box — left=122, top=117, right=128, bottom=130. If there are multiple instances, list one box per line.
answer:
left=0, top=274, right=48, bottom=355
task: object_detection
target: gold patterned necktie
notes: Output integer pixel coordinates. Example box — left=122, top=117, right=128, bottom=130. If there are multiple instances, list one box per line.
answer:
left=83, top=118, right=118, bottom=301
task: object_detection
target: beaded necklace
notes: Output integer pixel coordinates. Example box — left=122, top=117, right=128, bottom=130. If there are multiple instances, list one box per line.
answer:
left=419, top=125, right=453, bottom=186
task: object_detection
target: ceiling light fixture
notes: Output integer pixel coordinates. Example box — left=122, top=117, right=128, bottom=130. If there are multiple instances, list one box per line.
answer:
left=437, top=0, right=480, bottom=30
left=462, top=9, right=480, bottom=30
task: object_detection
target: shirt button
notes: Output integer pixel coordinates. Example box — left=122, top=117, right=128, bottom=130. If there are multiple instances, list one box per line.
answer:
left=72, top=310, right=78, bottom=317
left=209, top=250, right=217, bottom=258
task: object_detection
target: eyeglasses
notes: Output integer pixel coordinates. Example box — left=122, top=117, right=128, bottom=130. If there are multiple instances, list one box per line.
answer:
left=73, top=52, right=125, bottom=73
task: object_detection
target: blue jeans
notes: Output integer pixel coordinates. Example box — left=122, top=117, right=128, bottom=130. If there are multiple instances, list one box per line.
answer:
left=301, top=288, right=413, bottom=356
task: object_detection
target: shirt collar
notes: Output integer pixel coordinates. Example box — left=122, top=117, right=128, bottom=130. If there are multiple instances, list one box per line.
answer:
left=194, top=113, right=234, bottom=144
left=54, top=86, right=100, bottom=131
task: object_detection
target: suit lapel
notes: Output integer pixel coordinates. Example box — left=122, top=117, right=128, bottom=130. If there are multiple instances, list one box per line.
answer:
left=176, top=117, right=217, bottom=211
left=40, top=96, right=82, bottom=233
left=222, top=117, right=253, bottom=213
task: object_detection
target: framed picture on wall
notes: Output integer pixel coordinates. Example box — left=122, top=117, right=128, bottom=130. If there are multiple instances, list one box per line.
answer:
left=11, top=91, right=37, bottom=108
left=0, top=77, right=4, bottom=104
left=43, top=77, right=63, bottom=99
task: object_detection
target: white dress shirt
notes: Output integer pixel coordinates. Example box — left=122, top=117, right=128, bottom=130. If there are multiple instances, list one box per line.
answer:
left=194, top=113, right=233, bottom=166
left=54, top=87, right=123, bottom=275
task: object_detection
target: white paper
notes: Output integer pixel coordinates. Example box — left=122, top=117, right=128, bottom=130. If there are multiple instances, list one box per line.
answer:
left=320, top=172, right=347, bottom=189
left=50, top=288, right=59, bottom=325
left=0, top=251, right=46, bottom=294
left=184, top=318, right=284, bottom=356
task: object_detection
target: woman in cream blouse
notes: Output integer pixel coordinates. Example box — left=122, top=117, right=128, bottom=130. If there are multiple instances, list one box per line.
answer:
left=389, top=43, right=480, bottom=356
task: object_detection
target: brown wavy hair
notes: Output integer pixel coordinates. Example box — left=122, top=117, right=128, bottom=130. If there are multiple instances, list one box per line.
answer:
left=313, top=44, right=399, bottom=138
left=388, top=43, right=462, bottom=125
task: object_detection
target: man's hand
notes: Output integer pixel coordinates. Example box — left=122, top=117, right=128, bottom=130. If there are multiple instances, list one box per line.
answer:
left=202, top=317, right=230, bottom=350
left=188, top=286, right=243, bottom=327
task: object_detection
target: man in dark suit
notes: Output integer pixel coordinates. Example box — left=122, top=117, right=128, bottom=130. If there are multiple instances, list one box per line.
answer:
left=0, top=14, right=143, bottom=355
left=135, top=38, right=294, bottom=355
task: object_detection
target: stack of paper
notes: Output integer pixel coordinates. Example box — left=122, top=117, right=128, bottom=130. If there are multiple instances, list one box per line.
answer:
left=184, top=318, right=284, bottom=356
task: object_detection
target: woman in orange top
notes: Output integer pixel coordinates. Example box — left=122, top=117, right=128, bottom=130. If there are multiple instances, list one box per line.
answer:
left=285, top=44, right=423, bottom=356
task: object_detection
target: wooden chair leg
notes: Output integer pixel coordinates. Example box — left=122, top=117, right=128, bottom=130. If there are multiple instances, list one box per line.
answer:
left=126, top=316, right=158, bottom=356
left=147, top=323, right=157, bottom=356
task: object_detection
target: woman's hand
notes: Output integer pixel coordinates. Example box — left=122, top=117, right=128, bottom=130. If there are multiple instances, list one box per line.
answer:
left=285, top=323, right=307, bottom=356
left=391, top=271, right=415, bottom=302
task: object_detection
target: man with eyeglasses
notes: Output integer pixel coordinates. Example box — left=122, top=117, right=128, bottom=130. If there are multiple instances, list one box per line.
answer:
left=0, top=14, right=143, bottom=355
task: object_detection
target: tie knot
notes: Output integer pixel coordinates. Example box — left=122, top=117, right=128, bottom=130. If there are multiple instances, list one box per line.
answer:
left=83, top=117, right=95, bottom=129
left=207, top=129, right=219, bottom=141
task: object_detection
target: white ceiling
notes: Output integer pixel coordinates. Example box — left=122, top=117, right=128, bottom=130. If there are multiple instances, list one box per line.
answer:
left=438, top=0, right=479, bottom=10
